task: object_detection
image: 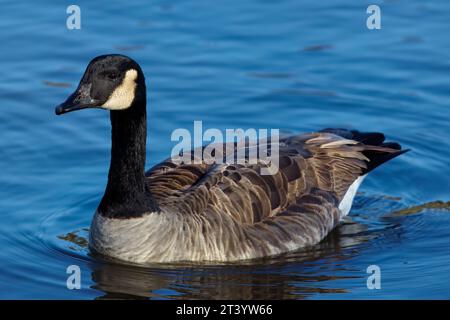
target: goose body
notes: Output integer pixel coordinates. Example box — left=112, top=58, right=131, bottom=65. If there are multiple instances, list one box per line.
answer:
left=56, top=55, right=407, bottom=263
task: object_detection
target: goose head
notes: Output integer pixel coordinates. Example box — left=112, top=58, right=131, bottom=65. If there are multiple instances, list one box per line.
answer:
left=55, top=54, right=146, bottom=115
left=55, top=55, right=155, bottom=218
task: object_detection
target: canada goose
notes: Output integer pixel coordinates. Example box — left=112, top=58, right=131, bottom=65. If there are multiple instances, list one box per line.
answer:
left=55, top=54, right=408, bottom=263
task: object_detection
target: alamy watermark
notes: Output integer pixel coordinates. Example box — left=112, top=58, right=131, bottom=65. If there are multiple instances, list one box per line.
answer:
left=65, top=5, right=381, bottom=31
left=366, top=265, right=381, bottom=289
left=366, top=5, right=381, bottom=30
left=66, top=5, right=81, bottom=30
left=171, top=121, right=280, bottom=175
left=66, top=265, right=81, bottom=290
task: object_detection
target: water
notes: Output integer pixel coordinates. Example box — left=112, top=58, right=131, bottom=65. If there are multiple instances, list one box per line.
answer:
left=1, top=0, right=449, bottom=299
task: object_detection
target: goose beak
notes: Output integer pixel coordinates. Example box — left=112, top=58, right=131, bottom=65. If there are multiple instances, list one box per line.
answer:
left=55, top=84, right=100, bottom=115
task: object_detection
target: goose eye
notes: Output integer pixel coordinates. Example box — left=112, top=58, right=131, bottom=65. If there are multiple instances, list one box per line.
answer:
left=106, top=72, right=118, bottom=80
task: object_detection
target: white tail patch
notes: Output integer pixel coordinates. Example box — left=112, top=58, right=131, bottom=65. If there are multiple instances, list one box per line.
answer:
left=102, top=69, right=138, bottom=110
left=339, top=174, right=367, bottom=217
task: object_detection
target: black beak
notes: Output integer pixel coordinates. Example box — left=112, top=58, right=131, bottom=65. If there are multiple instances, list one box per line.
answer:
left=55, top=84, right=100, bottom=115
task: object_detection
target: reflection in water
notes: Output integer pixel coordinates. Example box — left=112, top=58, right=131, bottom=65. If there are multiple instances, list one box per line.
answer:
left=89, top=252, right=358, bottom=299
left=61, top=218, right=371, bottom=299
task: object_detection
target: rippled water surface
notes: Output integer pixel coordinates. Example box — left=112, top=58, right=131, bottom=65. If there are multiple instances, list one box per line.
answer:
left=1, top=0, right=450, bottom=299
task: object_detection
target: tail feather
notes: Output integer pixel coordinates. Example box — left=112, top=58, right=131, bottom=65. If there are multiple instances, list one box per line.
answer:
left=320, top=128, right=409, bottom=174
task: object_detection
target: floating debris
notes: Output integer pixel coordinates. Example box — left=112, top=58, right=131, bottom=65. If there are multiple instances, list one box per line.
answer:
left=43, top=81, right=71, bottom=88
left=273, top=88, right=337, bottom=97
left=246, top=72, right=293, bottom=79
left=402, top=36, right=423, bottom=44
left=382, top=195, right=402, bottom=201
left=115, top=44, right=145, bottom=52
left=391, top=200, right=450, bottom=216
left=302, top=44, right=334, bottom=52
left=58, top=230, right=89, bottom=248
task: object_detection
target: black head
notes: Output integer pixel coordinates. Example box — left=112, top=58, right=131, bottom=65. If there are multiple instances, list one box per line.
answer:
left=55, top=54, right=146, bottom=115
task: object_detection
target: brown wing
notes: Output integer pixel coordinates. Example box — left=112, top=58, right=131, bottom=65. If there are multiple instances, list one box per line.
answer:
left=144, top=131, right=405, bottom=260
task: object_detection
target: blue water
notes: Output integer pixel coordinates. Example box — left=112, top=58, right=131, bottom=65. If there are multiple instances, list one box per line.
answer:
left=1, top=0, right=449, bottom=299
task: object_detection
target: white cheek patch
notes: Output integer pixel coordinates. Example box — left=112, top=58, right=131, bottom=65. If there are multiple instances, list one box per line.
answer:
left=101, top=69, right=138, bottom=110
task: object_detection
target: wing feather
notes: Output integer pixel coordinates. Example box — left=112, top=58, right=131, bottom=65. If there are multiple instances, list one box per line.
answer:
left=142, top=130, right=405, bottom=260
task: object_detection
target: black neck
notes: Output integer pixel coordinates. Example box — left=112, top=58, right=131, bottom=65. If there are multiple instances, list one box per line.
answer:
left=98, top=94, right=158, bottom=218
